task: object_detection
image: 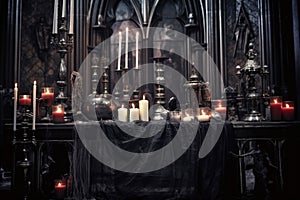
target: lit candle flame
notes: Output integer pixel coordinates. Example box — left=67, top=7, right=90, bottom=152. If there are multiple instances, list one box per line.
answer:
left=286, top=104, right=290, bottom=108
left=132, top=103, right=135, bottom=109
left=143, top=95, right=146, bottom=100
left=57, top=106, right=63, bottom=113
left=274, top=99, right=278, bottom=104
left=201, top=110, right=206, bottom=115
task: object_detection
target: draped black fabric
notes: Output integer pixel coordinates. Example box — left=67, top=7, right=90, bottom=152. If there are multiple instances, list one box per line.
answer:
left=73, top=121, right=234, bottom=200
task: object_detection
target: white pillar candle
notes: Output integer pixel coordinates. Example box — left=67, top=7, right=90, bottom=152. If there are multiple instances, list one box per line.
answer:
left=13, top=83, right=18, bottom=131
left=139, top=95, right=149, bottom=121
left=117, top=31, right=122, bottom=70
left=69, top=0, right=74, bottom=34
left=135, top=32, right=139, bottom=69
left=125, top=27, right=128, bottom=69
left=32, top=81, right=37, bottom=130
left=182, top=114, right=194, bottom=122
left=118, top=104, right=128, bottom=122
left=62, top=0, right=66, bottom=18
left=52, top=0, right=58, bottom=34
left=197, top=114, right=210, bottom=122
left=197, top=110, right=210, bottom=122
left=129, top=103, right=139, bottom=122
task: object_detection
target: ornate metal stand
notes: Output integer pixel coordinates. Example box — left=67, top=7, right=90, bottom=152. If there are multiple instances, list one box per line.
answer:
left=113, top=69, right=123, bottom=101
left=184, top=65, right=201, bottom=108
left=152, top=57, right=168, bottom=120
left=122, top=68, right=130, bottom=102
left=50, top=16, right=73, bottom=106
left=13, top=108, right=36, bottom=200
left=237, top=43, right=265, bottom=122
left=132, top=68, right=141, bottom=101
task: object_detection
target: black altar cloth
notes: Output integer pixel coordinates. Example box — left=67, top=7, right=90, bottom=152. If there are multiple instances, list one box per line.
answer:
left=73, top=120, right=234, bottom=200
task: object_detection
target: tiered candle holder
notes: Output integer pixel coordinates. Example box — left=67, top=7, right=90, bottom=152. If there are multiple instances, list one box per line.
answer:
left=132, top=67, right=141, bottom=101
left=50, top=8, right=73, bottom=107
left=113, top=68, right=123, bottom=101
left=152, top=56, right=168, bottom=120
left=93, top=65, right=113, bottom=120
left=13, top=96, right=36, bottom=200
left=184, top=65, right=201, bottom=107
left=236, top=43, right=266, bottom=122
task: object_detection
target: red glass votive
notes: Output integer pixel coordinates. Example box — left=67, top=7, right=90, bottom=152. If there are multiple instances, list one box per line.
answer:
left=19, top=95, right=31, bottom=105
left=41, top=87, right=54, bottom=107
left=281, top=101, right=295, bottom=121
left=54, top=179, right=66, bottom=199
left=212, top=99, right=227, bottom=120
left=52, top=104, right=64, bottom=123
left=270, top=96, right=282, bottom=121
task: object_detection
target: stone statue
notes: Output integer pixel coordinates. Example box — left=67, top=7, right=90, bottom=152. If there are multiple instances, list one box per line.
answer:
left=36, top=16, right=50, bottom=50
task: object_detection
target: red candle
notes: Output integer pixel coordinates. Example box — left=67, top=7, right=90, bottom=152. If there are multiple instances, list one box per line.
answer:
left=52, top=105, right=64, bottom=123
left=19, top=95, right=31, bottom=105
left=215, top=104, right=227, bottom=119
left=54, top=180, right=66, bottom=199
left=41, top=87, right=54, bottom=106
left=212, top=100, right=227, bottom=120
left=270, top=97, right=282, bottom=121
left=281, top=102, right=295, bottom=121
left=55, top=181, right=66, bottom=189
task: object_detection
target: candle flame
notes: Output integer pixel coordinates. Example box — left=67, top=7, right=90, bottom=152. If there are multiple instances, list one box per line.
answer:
left=57, top=106, right=63, bottom=113
left=15, top=83, right=17, bottom=88
left=143, top=95, right=146, bottom=100
left=286, top=104, right=290, bottom=108
left=58, top=182, right=62, bottom=187
left=34, top=80, right=36, bottom=85
left=132, top=103, right=135, bottom=109
left=218, top=103, right=222, bottom=108
left=274, top=99, right=278, bottom=104
left=201, top=110, right=206, bottom=115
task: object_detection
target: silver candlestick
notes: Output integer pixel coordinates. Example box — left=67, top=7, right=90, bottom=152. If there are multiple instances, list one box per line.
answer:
left=238, top=43, right=264, bottom=122
left=50, top=16, right=73, bottom=105
left=152, top=57, right=169, bottom=120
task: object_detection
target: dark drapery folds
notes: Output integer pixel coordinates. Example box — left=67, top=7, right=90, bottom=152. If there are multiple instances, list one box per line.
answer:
left=73, top=120, right=234, bottom=200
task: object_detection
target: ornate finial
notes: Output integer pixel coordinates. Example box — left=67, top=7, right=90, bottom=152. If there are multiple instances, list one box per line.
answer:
left=188, top=13, right=195, bottom=24
left=246, top=42, right=257, bottom=60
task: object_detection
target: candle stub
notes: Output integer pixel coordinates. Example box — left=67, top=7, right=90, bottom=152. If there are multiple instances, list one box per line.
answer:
left=19, top=95, right=31, bottom=105
left=281, top=101, right=295, bottom=121
left=118, top=104, right=128, bottom=122
left=270, top=96, right=282, bottom=121
left=52, top=105, right=65, bottom=123
left=129, top=103, right=139, bottom=122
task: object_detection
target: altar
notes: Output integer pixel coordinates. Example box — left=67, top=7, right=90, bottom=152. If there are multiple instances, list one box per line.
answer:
left=72, top=120, right=234, bottom=200
left=5, top=120, right=300, bottom=199
left=4, top=120, right=233, bottom=199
